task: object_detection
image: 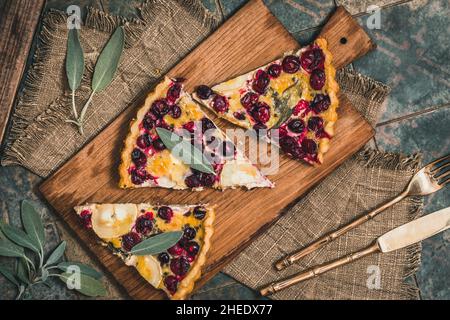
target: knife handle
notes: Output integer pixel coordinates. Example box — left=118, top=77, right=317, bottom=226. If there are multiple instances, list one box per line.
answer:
left=274, top=192, right=407, bottom=271
left=261, top=242, right=380, bottom=296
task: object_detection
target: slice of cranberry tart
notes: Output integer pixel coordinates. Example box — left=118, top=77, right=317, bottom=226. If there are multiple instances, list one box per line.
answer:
left=193, top=38, right=339, bottom=165
left=75, top=203, right=215, bottom=300
left=119, top=77, right=272, bottom=190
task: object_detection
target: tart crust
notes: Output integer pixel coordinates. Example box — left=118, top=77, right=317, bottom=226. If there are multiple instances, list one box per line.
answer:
left=118, top=78, right=172, bottom=189
left=171, top=206, right=215, bottom=300
left=193, top=38, right=339, bottom=165
left=74, top=203, right=215, bottom=300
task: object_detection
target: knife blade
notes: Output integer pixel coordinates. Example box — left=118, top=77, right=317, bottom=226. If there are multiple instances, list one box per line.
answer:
left=377, top=206, right=450, bottom=253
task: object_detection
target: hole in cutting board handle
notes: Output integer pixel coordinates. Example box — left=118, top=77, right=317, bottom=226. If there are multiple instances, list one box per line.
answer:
left=340, top=37, right=348, bottom=44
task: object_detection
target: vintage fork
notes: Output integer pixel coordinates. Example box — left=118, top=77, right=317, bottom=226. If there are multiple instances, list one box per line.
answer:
left=275, top=153, right=450, bottom=271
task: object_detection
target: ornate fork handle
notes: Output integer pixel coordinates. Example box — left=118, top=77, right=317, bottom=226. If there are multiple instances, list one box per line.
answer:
left=275, top=191, right=408, bottom=271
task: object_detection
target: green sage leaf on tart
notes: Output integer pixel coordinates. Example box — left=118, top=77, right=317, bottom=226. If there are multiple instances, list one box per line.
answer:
left=57, top=262, right=103, bottom=280
left=156, top=127, right=215, bottom=174
left=45, top=241, right=67, bottom=266
left=272, top=79, right=300, bottom=129
left=129, top=231, right=183, bottom=256
left=21, top=200, right=45, bottom=253
left=0, top=222, right=40, bottom=253
left=91, top=26, right=125, bottom=93
left=58, top=272, right=107, bottom=297
left=66, top=28, right=85, bottom=91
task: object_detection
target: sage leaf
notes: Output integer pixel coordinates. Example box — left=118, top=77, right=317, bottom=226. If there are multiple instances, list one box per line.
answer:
left=129, top=231, right=183, bottom=256
left=0, top=265, right=20, bottom=287
left=59, top=272, right=107, bottom=297
left=91, top=26, right=124, bottom=93
left=66, top=28, right=84, bottom=91
left=57, top=262, right=102, bottom=279
left=0, top=238, right=25, bottom=258
left=45, top=241, right=66, bottom=266
left=16, top=258, right=31, bottom=285
left=0, top=222, right=39, bottom=253
left=21, top=200, right=45, bottom=253
left=156, top=128, right=215, bottom=174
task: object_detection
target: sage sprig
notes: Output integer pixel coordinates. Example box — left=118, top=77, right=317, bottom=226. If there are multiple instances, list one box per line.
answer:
left=66, top=29, right=84, bottom=126
left=156, top=127, right=215, bottom=174
left=65, top=27, right=125, bottom=135
left=0, top=200, right=106, bottom=299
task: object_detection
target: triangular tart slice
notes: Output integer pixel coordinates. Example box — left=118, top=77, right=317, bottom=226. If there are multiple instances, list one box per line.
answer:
left=75, top=203, right=215, bottom=300
left=119, top=77, right=272, bottom=190
left=193, top=38, right=339, bottom=165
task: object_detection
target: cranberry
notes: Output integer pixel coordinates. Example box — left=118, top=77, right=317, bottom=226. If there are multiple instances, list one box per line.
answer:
left=183, top=226, right=196, bottom=240
left=251, top=102, right=270, bottom=123
left=280, top=136, right=303, bottom=158
left=201, top=117, right=216, bottom=133
left=300, top=47, right=325, bottom=73
left=142, top=115, right=155, bottom=130
left=233, top=111, right=246, bottom=120
left=308, top=116, right=323, bottom=131
left=164, top=275, right=178, bottom=294
left=155, top=118, right=172, bottom=130
left=196, top=85, right=212, bottom=100
left=150, top=99, right=170, bottom=118
left=267, top=64, right=282, bottom=78
left=170, top=257, right=190, bottom=276
left=136, top=133, right=152, bottom=149
left=152, top=138, right=166, bottom=151
left=277, top=126, right=288, bottom=138
left=167, top=83, right=182, bottom=103
left=293, top=100, right=310, bottom=116
left=301, top=138, right=317, bottom=154
left=185, top=174, right=201, bottom=188
left=212, top=95, right=228, bottom=113
left=282, top=55, right=300, bottom=73
left=287, top=119, right=305, bottom=133
left=186, top=241, right=200, bottom=256
left=193, top=206, right=206, bottom=220
left=158, top=252, right=170, bottom=265
left=168, top=244, right=183, bottom=256
left=121, top=232, right=141, bottom=251
left=158, top=206, right=173, bottom=222
left=131, top=148, right=147, bottom=167
left=135, top=215, right=153, bottom=234
left=240, top=92, right=259, bottom=109
left=80, top=210, right=92, bottom=228
left=311, top=94, right=330, bottom=113
left=252, top=70, right=270, bottom=94
left=198, top=172, right=216, bottom=187
left=130, top=167, right=149, bottom=185
left=310, top=69, right=326, bottom=90
left=170, top=104, right=182, bottom=119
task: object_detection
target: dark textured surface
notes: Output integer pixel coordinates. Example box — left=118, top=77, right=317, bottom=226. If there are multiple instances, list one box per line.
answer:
left=0, top=0, right=448, bottom=300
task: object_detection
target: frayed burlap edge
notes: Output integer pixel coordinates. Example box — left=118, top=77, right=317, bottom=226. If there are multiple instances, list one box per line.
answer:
left=1, top=0, right=219, bottom=169
left=357, top=147, right=423, bottom=300
left=337, top=70, right=391, bottom=104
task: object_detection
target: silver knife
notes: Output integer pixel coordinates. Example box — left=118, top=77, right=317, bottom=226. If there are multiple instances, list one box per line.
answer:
left=261, top=207, right=450, bottom=296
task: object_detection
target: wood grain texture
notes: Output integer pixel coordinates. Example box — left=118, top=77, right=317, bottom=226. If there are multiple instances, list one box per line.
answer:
left=40, top=1, right=375, bottom=299
left=0, top=0, right=45, bottom=144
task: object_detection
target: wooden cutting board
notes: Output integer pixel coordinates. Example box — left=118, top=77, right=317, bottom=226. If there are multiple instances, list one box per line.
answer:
left=40, top=0, right=375, bottom=299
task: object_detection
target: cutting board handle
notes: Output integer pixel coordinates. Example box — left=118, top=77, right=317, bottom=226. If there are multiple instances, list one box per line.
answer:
left=319, top=6, right=375, bottom=69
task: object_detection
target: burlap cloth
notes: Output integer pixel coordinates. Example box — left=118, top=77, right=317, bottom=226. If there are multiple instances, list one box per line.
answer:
left=1, top=0, right=422, bottom=299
